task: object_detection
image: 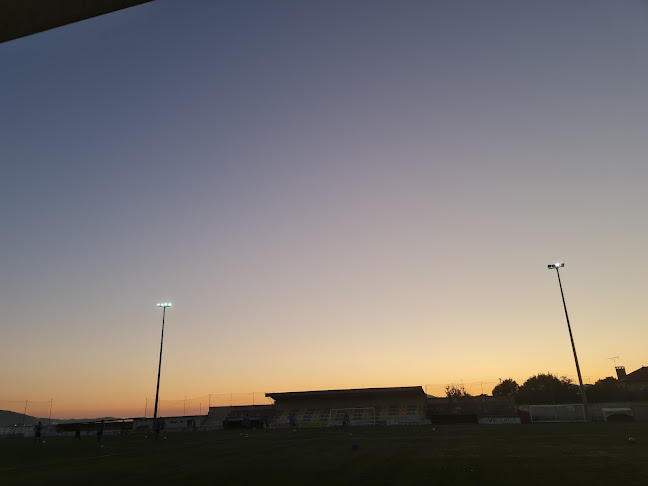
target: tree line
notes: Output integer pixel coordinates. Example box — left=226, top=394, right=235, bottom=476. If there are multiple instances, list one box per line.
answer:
left=444, top=374, right=648, bottom=403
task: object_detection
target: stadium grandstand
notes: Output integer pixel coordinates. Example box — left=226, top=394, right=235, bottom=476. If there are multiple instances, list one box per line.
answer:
left=265, top=386, right=427, bottom=427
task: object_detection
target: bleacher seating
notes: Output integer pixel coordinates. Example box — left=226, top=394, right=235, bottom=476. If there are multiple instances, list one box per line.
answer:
left=268, top=403, right=426, bottom=428
left=272, top=408, right=330, bottom=427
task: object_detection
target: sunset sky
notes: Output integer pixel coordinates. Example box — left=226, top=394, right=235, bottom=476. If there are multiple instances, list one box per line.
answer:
left=1, top=0, right=647, bottom=419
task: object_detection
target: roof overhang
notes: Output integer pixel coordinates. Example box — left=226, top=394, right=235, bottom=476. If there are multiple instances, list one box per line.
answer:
left=1, top=0, right=155, bottom=43
left=266, top=386, right=425, bottom=401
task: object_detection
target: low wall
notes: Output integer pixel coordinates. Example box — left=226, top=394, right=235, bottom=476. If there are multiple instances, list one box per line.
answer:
left=478, top=417, right=521, bottom=425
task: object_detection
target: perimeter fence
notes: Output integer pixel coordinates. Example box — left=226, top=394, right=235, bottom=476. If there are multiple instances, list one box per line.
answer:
left=3, top=373, right=604, bottom=423
left=425, top=373, right=602, bottom=398
left=0, top=393, right=274, bottom=424
left=143, top=392, right=274, bottom=418
left=424, top=380, right=500, bottom=397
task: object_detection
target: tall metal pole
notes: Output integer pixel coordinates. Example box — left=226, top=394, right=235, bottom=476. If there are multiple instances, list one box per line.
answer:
left=153, top=306, right=167, bottom=421
left=553, top=266, right=590, bottom=421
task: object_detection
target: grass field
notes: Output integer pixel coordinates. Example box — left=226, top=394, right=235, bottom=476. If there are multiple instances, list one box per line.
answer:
left=2, top=423, right=647, bottom=485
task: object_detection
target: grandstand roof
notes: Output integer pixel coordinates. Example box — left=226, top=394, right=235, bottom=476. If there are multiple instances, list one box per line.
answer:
left=266, top=386, right=425, bottom=401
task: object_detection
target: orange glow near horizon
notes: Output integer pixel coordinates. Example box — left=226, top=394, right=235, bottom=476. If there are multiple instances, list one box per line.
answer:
left=2, top=361, right=629, bottom=420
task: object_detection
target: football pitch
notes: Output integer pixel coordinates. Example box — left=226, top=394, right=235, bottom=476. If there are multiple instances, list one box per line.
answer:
left=2, top=424, right=647, bottom=485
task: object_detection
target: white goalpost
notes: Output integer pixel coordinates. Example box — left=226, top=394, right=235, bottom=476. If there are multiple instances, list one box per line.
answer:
left=528, top=404, right=586, bottom=423
left=328, top=407, right=376, bottom=427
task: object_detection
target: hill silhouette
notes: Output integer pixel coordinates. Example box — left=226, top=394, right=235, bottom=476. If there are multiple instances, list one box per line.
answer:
left=0, top=410, right=122, bottom=426
left=0, top=410, right=40, bottom=426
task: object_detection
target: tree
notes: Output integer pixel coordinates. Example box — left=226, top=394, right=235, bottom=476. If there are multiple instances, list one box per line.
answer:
left=492, top=379, right=519, bottom=398
left=587, top=377, right=619, bottom=402
left=445, top=384, right=471, bottom=398
left=517, top=373, right=579, bottom=404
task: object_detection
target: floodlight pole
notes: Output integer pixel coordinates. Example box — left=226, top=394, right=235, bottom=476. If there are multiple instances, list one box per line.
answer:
left=549, top=264, right=590, bottom=421
left=153, top=303, right=171, bottom=421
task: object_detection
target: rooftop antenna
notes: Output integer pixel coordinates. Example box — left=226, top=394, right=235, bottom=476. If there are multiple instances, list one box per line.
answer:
left=606, top=356, right=620, bottom=367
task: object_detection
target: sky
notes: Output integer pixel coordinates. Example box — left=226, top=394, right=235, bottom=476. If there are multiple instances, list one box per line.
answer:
left=1, top=0, right=647, bottom=419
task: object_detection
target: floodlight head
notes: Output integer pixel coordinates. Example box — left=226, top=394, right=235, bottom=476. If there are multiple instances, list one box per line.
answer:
left=157, top=302, right=172, bottom=308
left=547, top=263, right=564, bottom=270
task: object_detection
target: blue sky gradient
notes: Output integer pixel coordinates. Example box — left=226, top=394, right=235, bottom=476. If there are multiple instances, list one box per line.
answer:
left=1, top=0, right=647, bottom=417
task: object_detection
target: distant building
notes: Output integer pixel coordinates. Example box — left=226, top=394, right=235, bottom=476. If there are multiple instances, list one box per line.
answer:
left=616, top=366, right=648, bottom=393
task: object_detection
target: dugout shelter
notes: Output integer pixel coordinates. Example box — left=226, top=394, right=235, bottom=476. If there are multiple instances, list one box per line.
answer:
left=427, top=395, right=518, bottom=424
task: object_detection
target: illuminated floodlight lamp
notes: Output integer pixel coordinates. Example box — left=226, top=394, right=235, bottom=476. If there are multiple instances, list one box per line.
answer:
left=157, top=302, right=172, bottom=308
left=547, top=263, right=564, bottom=270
